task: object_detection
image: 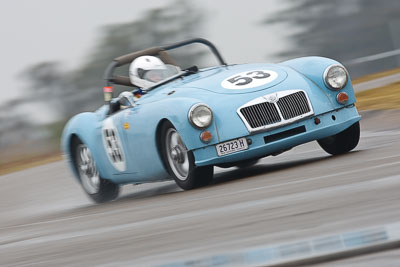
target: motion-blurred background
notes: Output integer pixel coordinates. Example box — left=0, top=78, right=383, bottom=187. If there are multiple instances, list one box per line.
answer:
left=1, top=0, right=400, bottom=168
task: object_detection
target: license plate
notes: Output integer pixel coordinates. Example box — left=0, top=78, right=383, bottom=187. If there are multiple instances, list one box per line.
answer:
left=216, top=137, right=248, bottom=156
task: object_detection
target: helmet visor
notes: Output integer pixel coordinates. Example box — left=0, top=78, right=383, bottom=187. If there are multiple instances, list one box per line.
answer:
left=143, top=65, right=181, bottom=83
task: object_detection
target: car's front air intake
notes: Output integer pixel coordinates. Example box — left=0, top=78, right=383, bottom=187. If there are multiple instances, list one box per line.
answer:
left=238, top=90, right=314, bottom=133
left=277, top=91, right=311, bottom=120
left=240, top=102, right=281, bottom=128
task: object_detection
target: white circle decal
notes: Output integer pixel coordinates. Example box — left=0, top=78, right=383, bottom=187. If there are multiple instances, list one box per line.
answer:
left=221, top=70, right=278, bottom=89
left=102, top=118, right=126, bottom=172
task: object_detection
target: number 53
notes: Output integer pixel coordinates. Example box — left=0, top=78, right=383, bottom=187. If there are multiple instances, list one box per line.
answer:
left=228, top=71, right=270, bottom=86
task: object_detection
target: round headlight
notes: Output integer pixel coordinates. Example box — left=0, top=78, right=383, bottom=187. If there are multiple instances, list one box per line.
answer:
left=324, top=65, right=348, bottom=90
left=188, top=104, right=213, bottom=129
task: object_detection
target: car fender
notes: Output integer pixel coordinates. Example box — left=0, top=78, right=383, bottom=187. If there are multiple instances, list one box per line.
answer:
left=139, top=96, right=220, bottom=151
left=280, top=56, right=356, bottom=107
left=61, top=112, right=110, bottom=181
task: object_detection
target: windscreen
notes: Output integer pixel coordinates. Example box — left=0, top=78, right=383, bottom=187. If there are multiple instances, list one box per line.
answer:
left=143, top=64, right=181, bottom=83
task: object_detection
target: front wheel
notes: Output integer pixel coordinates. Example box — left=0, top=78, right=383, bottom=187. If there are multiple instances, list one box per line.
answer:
left=73, top=139, right=119, bottom=203
left=317, top=121, right=360, bottom=155
left=161, top=121, right=213, bottom=190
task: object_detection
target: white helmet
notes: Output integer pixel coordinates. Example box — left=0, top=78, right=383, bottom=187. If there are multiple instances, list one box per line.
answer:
left=129, top=56, right=181, bottom=89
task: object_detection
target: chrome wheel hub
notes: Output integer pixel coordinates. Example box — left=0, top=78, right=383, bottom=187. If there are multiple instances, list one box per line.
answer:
left=166, top=128, right=189, bottom=181
left=77, top=144, right=100, bottom=194
left=171, top=146, right=185, bottom=163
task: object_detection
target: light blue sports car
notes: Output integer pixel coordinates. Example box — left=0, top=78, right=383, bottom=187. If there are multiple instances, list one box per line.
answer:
left=61, top=38, right=360, bottom=203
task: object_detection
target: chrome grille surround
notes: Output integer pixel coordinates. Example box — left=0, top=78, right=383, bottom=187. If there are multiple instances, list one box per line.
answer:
left=237, top=90, right=314, bottom=133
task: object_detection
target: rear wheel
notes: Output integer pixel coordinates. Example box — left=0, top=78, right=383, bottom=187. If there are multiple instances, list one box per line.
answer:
left=317, top=121, right=360, bottom=155
left=73, top=139, right=119, bottom=203
left=161, top=121, right=213, bottom=190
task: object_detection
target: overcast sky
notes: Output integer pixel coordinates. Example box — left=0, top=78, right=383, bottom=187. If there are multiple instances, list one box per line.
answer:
left=0, top=0, right=291, bottom=104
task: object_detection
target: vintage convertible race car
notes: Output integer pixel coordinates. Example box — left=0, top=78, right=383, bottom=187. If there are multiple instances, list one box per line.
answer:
left=62, top=38, right=360, bottom=203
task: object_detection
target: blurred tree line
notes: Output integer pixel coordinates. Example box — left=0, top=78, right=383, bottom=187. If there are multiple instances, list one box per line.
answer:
left=265, top=0, right=400, bottom=77
left=17, top=0, right=400, bottom=125
left=22, top=0, right=205, bottom=120
left=0, top=0, right=205, bottom=150
left=3, top=0, right=400, bottom=152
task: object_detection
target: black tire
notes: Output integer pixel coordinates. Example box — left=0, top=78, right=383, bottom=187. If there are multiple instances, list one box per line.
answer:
left=72, top=138, right=119, bottom=203
left=160, top=121, right=213, bottom=190
left=317, top=121, right=360, bottom=155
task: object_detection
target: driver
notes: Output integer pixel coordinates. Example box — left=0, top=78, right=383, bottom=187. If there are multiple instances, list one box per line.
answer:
left=129, top=56, right=181, bottom=90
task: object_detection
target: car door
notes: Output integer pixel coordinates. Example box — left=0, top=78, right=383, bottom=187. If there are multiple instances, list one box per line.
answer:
left=100, top=96, right=140, bottom=182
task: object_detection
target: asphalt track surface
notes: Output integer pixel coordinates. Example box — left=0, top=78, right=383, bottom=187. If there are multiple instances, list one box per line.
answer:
left=1, top=110, right=400, bottom=266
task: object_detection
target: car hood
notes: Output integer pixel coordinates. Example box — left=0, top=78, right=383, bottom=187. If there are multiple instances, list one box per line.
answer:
left=145, top=62, right=334, bottom=116
left=172, top=63, right=288, bottom=94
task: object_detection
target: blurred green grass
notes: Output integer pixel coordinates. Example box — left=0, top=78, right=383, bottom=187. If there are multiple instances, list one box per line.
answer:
left=356, top=82, right=400, bottom=110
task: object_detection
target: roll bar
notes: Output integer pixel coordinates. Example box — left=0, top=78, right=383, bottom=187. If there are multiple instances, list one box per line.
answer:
left=103, top=38, right=227, bottom=88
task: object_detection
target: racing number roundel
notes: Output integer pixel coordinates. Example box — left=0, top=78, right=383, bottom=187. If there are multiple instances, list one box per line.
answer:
left=102, top=118, right=126, bottom=172
left=221, top=70, right=278, bottom=89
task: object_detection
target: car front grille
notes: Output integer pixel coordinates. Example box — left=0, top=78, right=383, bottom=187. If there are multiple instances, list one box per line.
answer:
left=277, top=91, right=311, bottom=120
left=240, top=102, right=281, bottom=128
left=238, top=90, right=313, bottom=132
